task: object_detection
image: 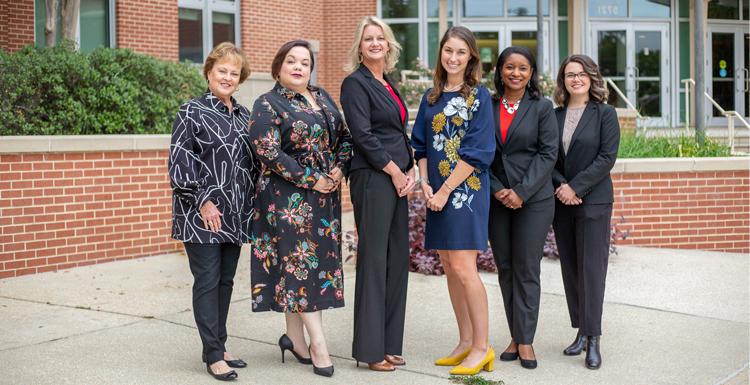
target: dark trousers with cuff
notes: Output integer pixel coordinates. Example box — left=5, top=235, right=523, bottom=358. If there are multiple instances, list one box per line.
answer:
left=553, top=203, right=612, bottom=336
left=183, top=242, right=241, bottom=365
left=349, top=169, right=410, bottom=363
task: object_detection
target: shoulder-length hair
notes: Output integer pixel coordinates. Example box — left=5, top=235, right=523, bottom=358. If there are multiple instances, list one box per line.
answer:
left=427, top=26, right=482, bottom=105
left=553, top=54, right=608, bottom=106
left=203, top=42, right=251, bottom=83
left=493, top=46, right=540, bottom=100
left=271, top=40, right=315, bottom=81
left=344, top=16, right=401, bottom=74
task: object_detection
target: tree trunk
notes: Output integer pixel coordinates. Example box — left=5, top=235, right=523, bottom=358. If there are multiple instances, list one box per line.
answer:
left=45, top=0, right=57, bottom=47
left=61, top=0, right=80, bottom=43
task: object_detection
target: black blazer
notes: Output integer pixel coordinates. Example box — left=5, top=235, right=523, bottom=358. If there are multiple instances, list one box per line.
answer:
left=552, top=102, right=620, bottom=205
left=340, top=65, right=414, bottom=174
left=489, top=93, right=558, bottom=203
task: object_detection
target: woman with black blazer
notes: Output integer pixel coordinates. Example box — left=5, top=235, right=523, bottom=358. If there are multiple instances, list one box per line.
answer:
left=487, top=46, right=558, bottom=370
left=551, top=54, right=620, bottom=370
left=340, top=16, right=415, bottom=372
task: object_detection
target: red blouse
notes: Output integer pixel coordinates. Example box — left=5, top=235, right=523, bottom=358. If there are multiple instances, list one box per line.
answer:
left=384, top=82, right=406, bottom=124
left=499, top=105, right=515, bottom=143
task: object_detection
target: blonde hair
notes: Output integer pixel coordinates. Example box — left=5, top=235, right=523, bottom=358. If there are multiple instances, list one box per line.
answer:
left=345, top=16, right=401, bottom=74
left=203, top=42, right=252, bottom=83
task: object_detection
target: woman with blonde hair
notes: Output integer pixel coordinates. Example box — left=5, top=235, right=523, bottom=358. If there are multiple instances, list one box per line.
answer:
left=411, top=26, right=496, bottom=376
left=340, top=16, right=415, bottom=372
left=169, top=42, right=256, bottom=381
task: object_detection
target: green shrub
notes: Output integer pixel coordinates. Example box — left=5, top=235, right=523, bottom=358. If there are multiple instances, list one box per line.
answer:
left=618, top=133, right=731, bottom=158
left=0, top=42, right=205, bottom=135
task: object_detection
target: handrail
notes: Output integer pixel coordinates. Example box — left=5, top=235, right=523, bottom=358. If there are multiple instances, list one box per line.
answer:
left=604, top=78, right=643, bottom=119
left=682, top=78, right=750, bottom=154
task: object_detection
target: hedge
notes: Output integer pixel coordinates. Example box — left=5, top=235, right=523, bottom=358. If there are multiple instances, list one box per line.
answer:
left=0, top=42, right=205, bottom=135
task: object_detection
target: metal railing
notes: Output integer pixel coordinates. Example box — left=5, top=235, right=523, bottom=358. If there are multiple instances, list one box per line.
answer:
left=604, top=78, right=647, bottom=130
left=682, top=78, right=750, bottom=154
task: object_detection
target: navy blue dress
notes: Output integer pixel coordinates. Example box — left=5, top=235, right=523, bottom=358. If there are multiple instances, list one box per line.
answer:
left=411, top=86, right=495, bottom=250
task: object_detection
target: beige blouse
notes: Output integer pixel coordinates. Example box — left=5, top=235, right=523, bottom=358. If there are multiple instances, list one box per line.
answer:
left=562, top=105, right=586, bottom=154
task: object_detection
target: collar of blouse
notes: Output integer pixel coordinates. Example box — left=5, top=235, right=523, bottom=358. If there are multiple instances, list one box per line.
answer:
left=273, top=82, right=322, bottom=101
left=202, top=89, right=240, bottom=113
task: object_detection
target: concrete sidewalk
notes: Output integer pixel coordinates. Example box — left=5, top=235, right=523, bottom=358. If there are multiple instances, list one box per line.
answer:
left=0, top=239, right=747, bottom=384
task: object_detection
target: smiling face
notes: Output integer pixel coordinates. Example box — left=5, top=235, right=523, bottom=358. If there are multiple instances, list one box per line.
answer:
left=563, top=61, right=591, bottom=99
left=206, top=57, right=241, bottom=100
left=500, top=53, right=533, bottom=94
left=440, top=37, right=470, bottom=79
left=359, top=24, right=388, bottom=64
left=277, top=46, right=312, bottom=92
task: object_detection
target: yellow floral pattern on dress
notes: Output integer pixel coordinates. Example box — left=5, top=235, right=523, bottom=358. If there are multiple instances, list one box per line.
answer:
left=466, top=175, right=481, bottom=191
left=432, top=112, right=446, bottom=133
left=438, top=160, right=451, bottom=177
left=445, top=136, right=461, bottom=163
left=451, top=115, right=464, bottom=126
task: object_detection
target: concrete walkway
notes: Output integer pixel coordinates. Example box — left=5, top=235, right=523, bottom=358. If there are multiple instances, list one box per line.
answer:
left=0, top=240, right=747, bottom=384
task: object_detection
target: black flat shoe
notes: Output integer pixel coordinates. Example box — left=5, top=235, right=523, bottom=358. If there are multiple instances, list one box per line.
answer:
left=206, top=364, right=237, bottom=381
left=279, top=334, right=313, bottom=365
left=585, top=336, right=602, bottom=370
left=202, top=354, right=247, bottom=368
left=499, top=351, right=519, bottom=361
left=563, top=332, right=587, bottom=356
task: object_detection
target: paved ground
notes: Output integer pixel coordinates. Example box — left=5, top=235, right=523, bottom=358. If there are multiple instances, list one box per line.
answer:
left=0, top=220, right=748, bottom=385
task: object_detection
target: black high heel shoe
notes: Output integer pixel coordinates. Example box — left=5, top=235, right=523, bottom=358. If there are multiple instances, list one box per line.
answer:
left=309, top=346, right=334, bottom=377
left=563, top=332, right=587, bottom=356
left=206, top=363, right=238, bottom=381
left=202, top=353, right=247, bottom=368
left=278, top=334, right=313, bottom=365
left=585, top=336, right=602, bottom=369
left=519, top=345, right=538, bottom=369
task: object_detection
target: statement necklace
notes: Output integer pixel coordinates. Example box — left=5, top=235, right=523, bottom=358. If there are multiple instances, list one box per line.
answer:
left=501, top=97, right=521, bottom=114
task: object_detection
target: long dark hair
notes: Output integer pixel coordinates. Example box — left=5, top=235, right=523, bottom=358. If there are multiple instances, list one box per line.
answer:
left=493, top=46, right=540, bottom=100
left=554, top=54, right=609, bottom=106
left=427, top=26, right=482, bottom=105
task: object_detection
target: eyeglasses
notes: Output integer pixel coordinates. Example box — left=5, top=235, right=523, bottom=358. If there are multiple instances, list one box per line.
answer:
left=565, top=72, right=590, bottom=81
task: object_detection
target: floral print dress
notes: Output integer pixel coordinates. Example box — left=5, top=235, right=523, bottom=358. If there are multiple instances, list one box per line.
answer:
left=411, top=86, right=495, bottom=250
left=249, top=83, right=353, bottom=313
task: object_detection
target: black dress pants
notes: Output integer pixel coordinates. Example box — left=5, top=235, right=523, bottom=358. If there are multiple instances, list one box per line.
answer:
left=349, top=169, right=410, bottom=363
left=183, top=242, right=241, bottom=365
left=552, top=203, right=612, bottom=336
left=488, top=196, right=554, bottom=345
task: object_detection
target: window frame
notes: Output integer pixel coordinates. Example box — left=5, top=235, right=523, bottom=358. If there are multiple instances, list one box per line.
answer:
left=178, top=0, right=241, bottom=63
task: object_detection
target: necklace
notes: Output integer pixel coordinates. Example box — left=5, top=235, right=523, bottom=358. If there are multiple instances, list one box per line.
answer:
left=444, top=82, right=464, bottom=92
left=501, top=97, right=521, bottom=114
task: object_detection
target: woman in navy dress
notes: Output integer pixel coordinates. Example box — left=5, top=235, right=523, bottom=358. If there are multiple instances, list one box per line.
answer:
left=410, top=26, right=495, bottom=376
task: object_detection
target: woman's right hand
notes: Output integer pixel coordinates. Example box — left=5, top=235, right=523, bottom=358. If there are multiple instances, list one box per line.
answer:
left=200, top=200, right=222, bottom=232
left=390, top=171, right=411, bottom=197
left=313, top=175, right=336, bottom=193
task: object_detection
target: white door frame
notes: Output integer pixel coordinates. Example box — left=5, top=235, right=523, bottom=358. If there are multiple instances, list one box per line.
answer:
left=706, top=24, right=750, bottom=127
left=463, top=21, right=551, bottom=75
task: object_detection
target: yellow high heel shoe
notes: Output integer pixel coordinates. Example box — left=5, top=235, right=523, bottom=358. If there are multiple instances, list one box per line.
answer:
left=434, top=346, right=472, bottom=366
left=449, top=347, right=495, bottom=375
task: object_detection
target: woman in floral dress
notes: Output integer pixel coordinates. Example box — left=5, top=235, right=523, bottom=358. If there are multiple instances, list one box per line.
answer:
left=248, top=40, right=352, bottom=377
left=410, top=26, right=496, bottom=376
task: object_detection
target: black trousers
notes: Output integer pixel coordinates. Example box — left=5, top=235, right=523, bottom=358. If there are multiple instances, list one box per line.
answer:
left=349, top=169, right=410, bottom=363
left=488, top=196, right=554, bottom=345
left=183, top=242, right=241, bottom=365
left=552, top=203, right=612, bottom=337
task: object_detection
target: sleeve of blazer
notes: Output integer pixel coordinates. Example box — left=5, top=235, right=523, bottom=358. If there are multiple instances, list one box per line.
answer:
left=568, top=105, right=620, bottom=198
left=340, top=76, right=392, bottom=170
left=552, top=168, right=566, bottom=187
left=490, top=173, right=507, bottom=194
left=512, top=98, right=559, bottom=202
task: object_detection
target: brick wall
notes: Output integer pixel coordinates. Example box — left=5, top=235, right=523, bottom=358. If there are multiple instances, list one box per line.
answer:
left=612, top=169, right=749, bottom=253
left=116, top=0, right=178, bottom=61
left=0, top=0, right=35, bottom=52
left=0, top=151, right=180, bottom=279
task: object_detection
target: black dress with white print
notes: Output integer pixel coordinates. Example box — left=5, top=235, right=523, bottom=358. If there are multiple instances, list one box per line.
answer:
left=168, top=90, right=258, bottom=244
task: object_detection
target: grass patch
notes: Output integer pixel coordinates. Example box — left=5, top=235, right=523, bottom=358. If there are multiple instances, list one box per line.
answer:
left=449, top=375, right=505, bottom=385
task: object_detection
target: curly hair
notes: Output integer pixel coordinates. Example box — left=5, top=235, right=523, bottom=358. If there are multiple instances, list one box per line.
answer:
left=203, top=42, right=251, bottom=84
left=553, top=54, right=609, bottom=106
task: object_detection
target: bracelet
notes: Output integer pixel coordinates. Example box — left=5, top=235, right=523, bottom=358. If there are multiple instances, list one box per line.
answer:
left=417, top=177, right=429, bottom=184
left=443, top=181, right=456, bottom=191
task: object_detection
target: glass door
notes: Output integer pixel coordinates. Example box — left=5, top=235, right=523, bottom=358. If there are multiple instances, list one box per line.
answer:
left=590, top=23, right=670, bottom=127
left=707, top=25, right=750, bottom=126
left=464, top=22, right=551, bottom=77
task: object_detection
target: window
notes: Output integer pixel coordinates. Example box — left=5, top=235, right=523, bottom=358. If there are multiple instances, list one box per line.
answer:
left=35, top=0, right=114, bottom=52
left=178, top=0, right=240, bottom=63
left=708, top=0, right=740, bottom=19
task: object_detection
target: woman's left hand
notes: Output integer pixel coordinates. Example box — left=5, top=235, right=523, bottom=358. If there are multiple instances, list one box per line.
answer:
left=329, top=167, right=344, bottom=189
left=427, top=189, right=450, bottom=211
left=501, top=189, right=523, bottom=210
left=555, top=183, right=582, bottom=205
